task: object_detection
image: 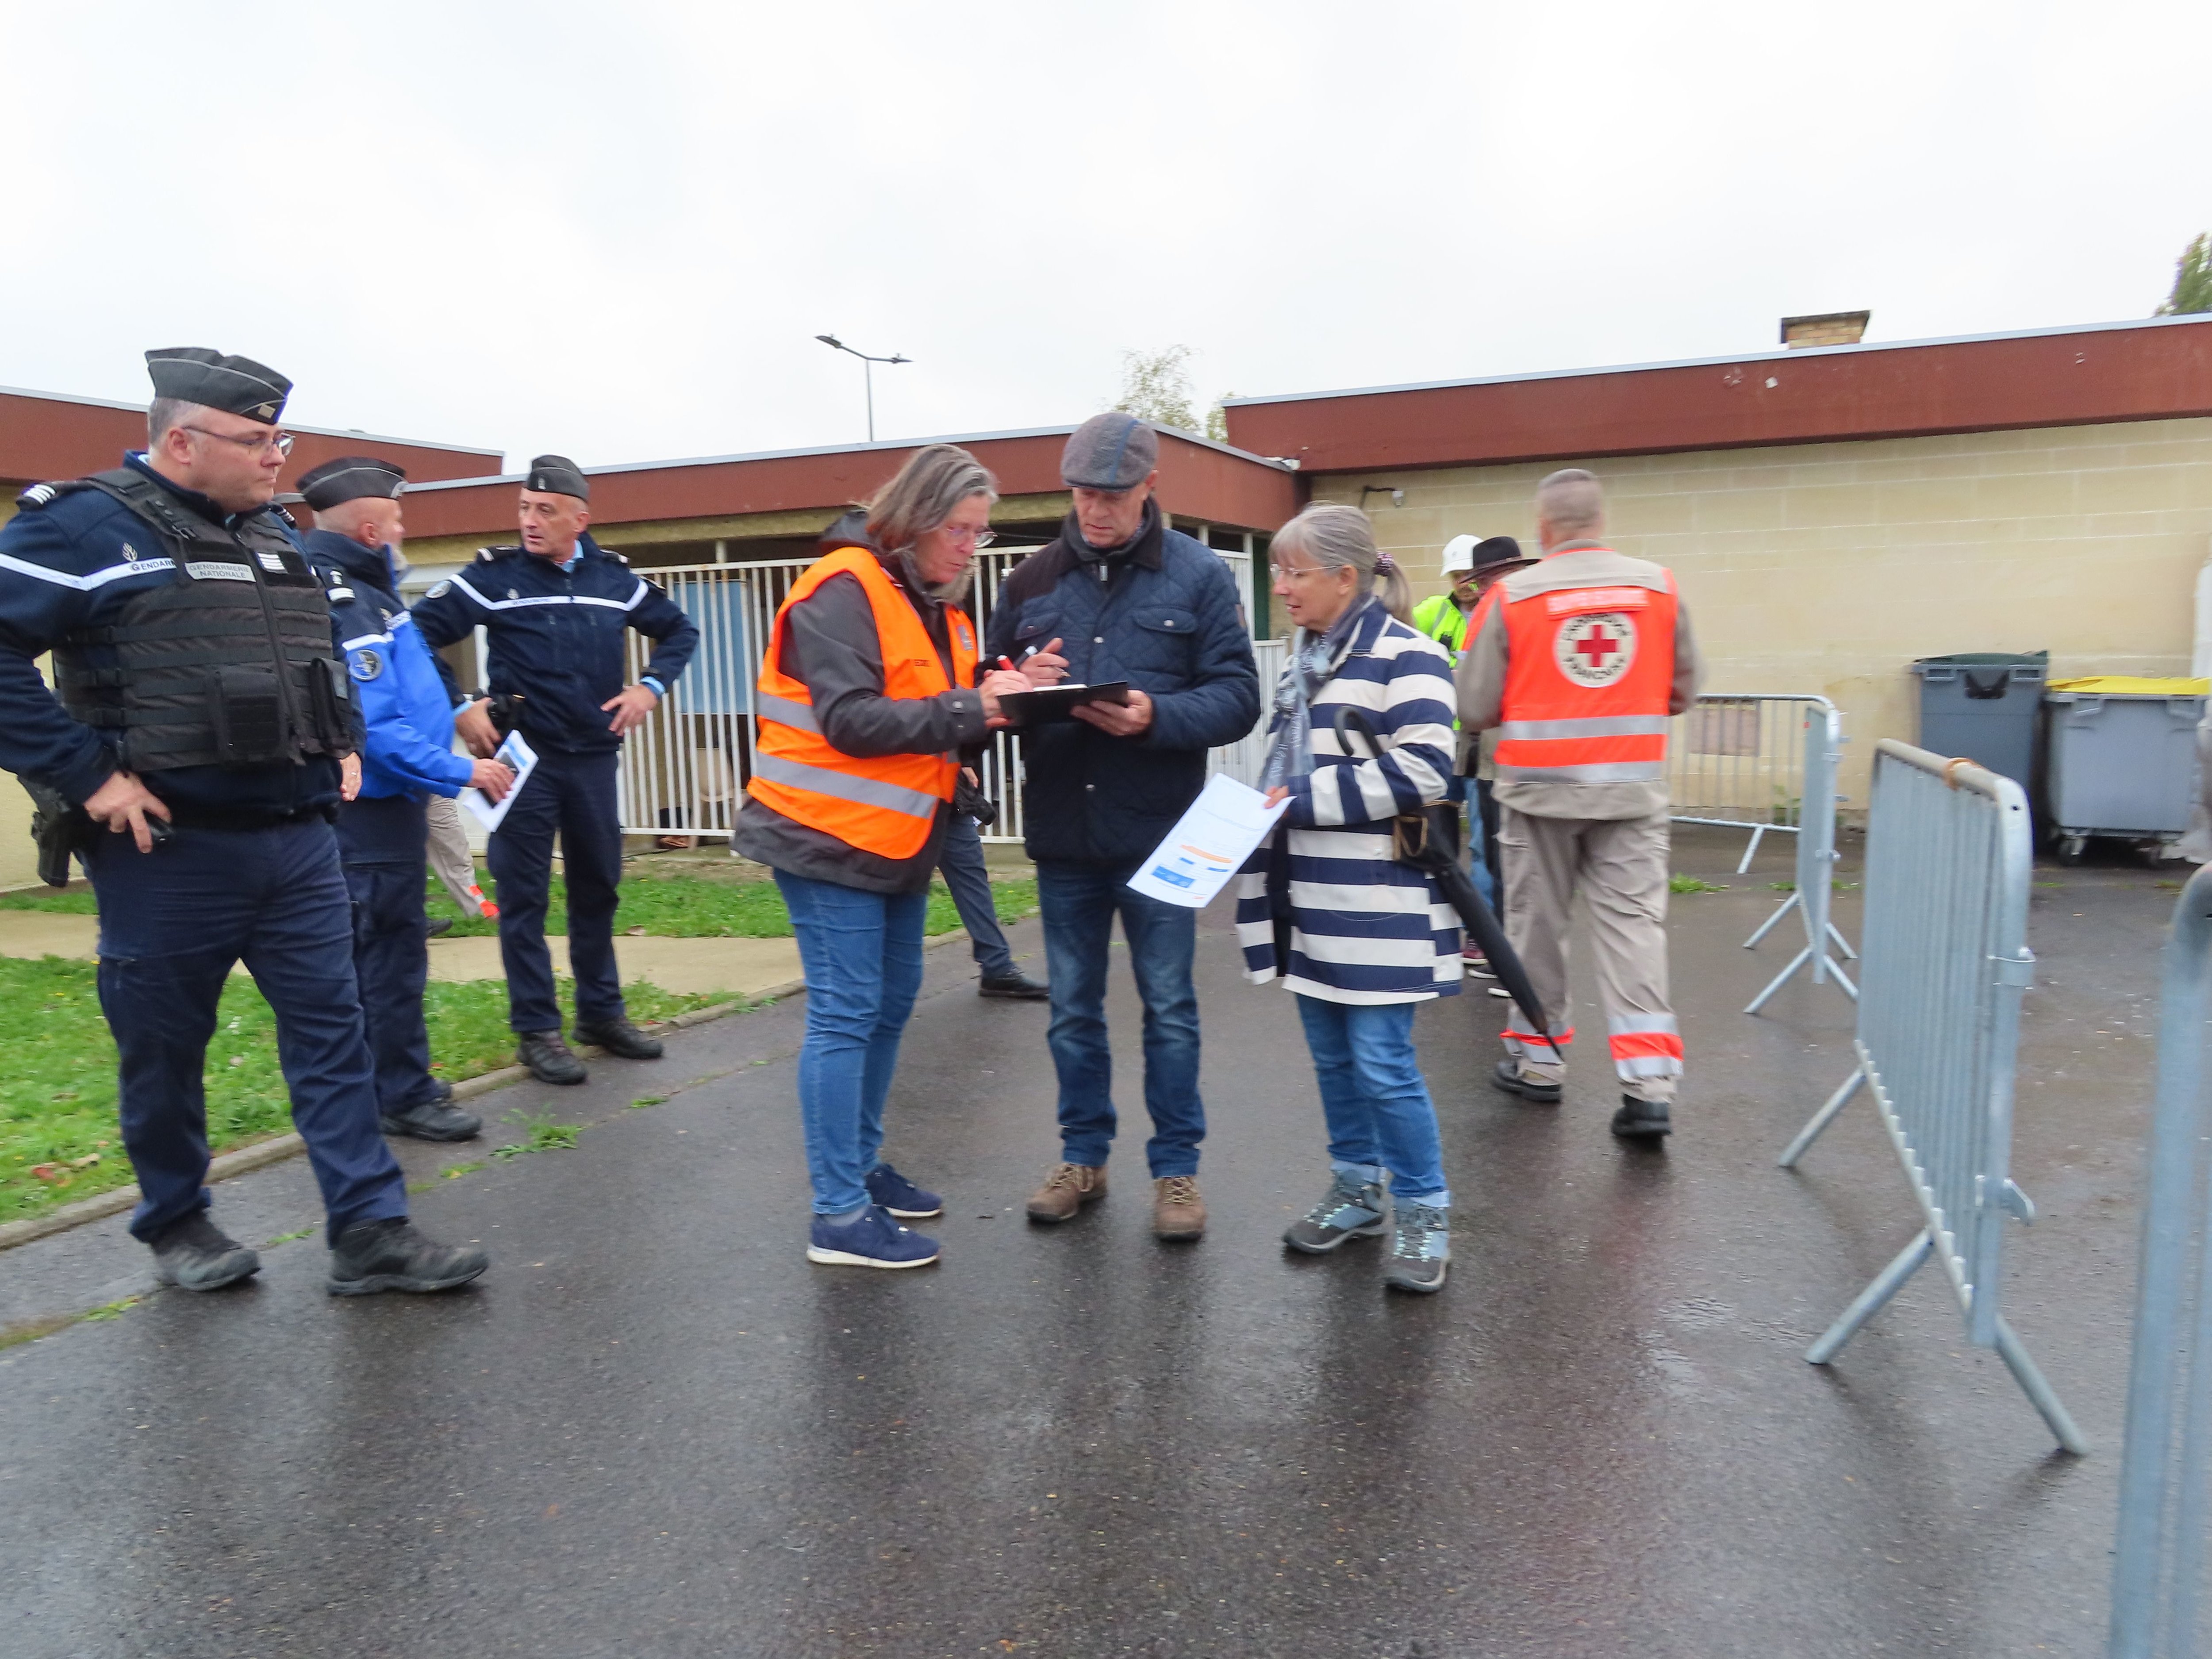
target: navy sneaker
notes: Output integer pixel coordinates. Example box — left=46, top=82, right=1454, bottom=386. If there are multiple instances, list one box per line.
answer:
left=807, top=1205, right=941, bottom=1269
left=865, top=1162, right=943, bottom=1219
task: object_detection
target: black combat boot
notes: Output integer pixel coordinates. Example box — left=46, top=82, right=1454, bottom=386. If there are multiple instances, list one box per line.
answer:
left=326, top=1217, right=490, bottom=1295
left=380, top=1095, right=483, bottom=1142
left=1610, top=1095, right=1673, bottom=1141
left=518, top=1029, right=588, bottom=1085
left=148, top=1212, right=261, bottom=1292
left=572, top=1016, right=664, bottom=1061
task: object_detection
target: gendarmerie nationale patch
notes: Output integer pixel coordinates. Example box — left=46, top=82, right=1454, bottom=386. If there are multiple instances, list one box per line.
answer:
left=424, top=580, right=453, bottom=599
left=347, top=649, right=385, bottom=682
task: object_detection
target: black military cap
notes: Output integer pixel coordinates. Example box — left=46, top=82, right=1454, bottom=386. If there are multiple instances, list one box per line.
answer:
left=144, top=347, right=292, bottom=425
left=296, top=455, right=407, bottom=510
left=524, top=454, right=590, bottom=500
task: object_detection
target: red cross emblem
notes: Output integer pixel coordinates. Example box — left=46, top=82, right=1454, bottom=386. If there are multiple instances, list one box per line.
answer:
left=1554, top=611, right=1638, bottom=687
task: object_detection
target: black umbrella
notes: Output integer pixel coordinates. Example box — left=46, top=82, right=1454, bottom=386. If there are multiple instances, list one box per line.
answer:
left=1330, top=706, right=1561, bottom=1060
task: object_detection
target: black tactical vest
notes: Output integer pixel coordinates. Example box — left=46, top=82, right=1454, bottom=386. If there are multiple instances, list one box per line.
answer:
left=50, top=469, right=353, bottom=772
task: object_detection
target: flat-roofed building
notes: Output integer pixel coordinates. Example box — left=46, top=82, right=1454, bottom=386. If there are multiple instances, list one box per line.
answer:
left=1223, top=313, right=2212, bottom=808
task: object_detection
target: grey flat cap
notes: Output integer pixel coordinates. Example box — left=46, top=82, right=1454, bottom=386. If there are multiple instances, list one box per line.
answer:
left=145, top=347, right=291, bottom=425
left=524, top=454, right=589, bottom=500
left=1062, top=412, right=1158, bottom=491
left=296, top=455, right=407, bottom=510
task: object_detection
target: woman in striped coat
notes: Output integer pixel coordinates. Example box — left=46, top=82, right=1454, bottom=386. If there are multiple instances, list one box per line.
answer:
left=1234, top=503, right=1462, bottom=1293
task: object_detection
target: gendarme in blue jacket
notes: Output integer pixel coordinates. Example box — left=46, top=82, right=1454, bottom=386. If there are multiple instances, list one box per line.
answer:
left=300, top=530, right=473, bottom=802
left=408, top=533, right=699, bottom=755
left=983, top=499, right=1260, bottom=866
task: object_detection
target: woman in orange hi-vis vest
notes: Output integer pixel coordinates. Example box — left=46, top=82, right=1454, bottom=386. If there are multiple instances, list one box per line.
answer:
left=735, top=445, right=1032, bottom=1269
left=1456, top=468, right=1706, bottom=1142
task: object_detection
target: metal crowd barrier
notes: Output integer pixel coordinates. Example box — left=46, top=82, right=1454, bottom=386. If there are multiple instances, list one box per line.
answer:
left=1778, top=739, right=2087, bottom=1455
left=2110, top=866, right=2212, bottom=1655
left=1743, top=699, right=1858, bottom=1013
left=1671, top=692, right=1834, bottom=874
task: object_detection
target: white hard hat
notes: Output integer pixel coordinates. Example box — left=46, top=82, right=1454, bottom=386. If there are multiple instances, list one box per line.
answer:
left=1440, top=534, right=1481, bottom=575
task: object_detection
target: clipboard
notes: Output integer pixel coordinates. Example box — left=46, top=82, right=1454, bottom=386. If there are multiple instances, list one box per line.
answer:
left=996, top=681, right=1131, bottom=726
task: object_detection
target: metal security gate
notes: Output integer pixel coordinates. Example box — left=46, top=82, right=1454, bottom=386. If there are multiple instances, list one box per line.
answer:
left=1671, top=693, right=1839, bottom=873
left=615, top=546, right=1263, bottom=842
left=1778, top=739, right=2087, bottom=1455
left=1742, top=698, right=1858, bottom=1013
left=2112, top=867, right=2212, bottom=1655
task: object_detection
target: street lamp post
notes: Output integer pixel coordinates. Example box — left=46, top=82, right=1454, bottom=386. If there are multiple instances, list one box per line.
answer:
left=814, top=334, right=910, bottom=443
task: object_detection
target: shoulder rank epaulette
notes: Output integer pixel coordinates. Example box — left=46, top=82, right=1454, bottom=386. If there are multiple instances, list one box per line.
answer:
left=15, top=480, right=94, bottom=511
left=476, top=544, right=522, bottom=563
left=273, top=503, right=298, bottom=530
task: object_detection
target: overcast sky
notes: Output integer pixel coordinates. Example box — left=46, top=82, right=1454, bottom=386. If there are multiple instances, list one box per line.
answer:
left=5, top=0, right=2206, bottom=471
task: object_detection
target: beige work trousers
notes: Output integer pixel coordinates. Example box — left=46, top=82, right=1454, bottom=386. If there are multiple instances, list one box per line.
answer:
left=1497, top=806, right=1682, bottom=1102
left=424, top=792, right=484, bottom=914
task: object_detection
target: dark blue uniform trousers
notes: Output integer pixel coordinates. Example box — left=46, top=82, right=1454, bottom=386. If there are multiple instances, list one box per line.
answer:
left=337, top=793, right=440, bottom=1115
left=85, top=819, right=410, bottom=1245
left=488, top=746, right=626, bottom=1034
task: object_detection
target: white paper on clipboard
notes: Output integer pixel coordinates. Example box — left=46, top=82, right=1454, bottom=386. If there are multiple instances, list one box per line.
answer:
left=1125, top=773, right=1290, bottom=909
left=460, top=730, right=538, bottom=833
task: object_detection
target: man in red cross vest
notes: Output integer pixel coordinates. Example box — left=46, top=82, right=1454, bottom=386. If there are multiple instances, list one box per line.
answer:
left=1455, top=468, right=1705, bottom=1140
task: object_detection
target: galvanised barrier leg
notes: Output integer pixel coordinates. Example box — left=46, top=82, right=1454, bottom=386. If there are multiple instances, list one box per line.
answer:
left=1778, top=1066, right=1865, bottom=1168
left=1807, top=1229, right=1932, bottom=1364
left=1743, top=889, right=1801, bottom=950
left=1993, top=1317, right=2091, bottom=1456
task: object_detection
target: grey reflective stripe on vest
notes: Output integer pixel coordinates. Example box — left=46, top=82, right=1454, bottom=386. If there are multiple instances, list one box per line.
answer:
left=753, top=692, right=820, bottom=734
left=1494, top=759, right=1667, bottom=783
left=1496, top=714, right=1672, bottom=741
left=752, top=752, right=941, bottom=818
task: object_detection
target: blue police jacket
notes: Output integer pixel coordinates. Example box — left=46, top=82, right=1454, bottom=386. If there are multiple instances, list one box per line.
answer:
left=409, top=532, right=699, bottom=757
left=0, top=453, right=345, bottom=821
left=300, top=530, right=474, bottom=802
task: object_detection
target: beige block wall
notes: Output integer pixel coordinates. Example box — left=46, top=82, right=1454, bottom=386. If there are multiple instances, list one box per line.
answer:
left=1316, top=416, right=2212, bottom=808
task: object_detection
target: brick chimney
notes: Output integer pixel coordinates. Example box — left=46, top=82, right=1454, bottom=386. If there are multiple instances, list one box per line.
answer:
left=1780, top=311, right=1870, bottom=349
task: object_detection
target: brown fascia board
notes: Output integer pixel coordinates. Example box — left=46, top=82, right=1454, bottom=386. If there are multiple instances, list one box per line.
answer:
left=398, top=426, right=1303, bottom=541
left=1219, top=314, right=2212, bottom=475
left=0, top=384, right=501, bottom=490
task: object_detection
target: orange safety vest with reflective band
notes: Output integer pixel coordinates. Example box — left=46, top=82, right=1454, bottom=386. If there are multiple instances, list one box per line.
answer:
left=1488, top=563, right=1678, bottom=786
left=748, top=547, right=978, bottom=860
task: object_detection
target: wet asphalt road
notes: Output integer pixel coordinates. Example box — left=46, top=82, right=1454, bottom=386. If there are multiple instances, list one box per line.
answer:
left=0, top=826, right=2178, bottom=1658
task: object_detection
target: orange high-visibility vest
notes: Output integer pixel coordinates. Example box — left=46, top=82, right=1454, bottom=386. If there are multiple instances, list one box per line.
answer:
left=1488, top=561, right=1678, bottom=786
left=748, top=546, right=978, bottom=860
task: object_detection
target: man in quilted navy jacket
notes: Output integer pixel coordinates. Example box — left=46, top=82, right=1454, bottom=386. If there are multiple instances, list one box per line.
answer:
left=983, top=414, right=1260, bottom=1242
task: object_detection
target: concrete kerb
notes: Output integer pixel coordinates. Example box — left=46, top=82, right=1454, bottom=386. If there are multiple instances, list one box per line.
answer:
left=0, top=973, right=811, bottom=1256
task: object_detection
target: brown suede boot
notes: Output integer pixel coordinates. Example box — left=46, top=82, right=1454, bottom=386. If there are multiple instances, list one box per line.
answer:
left=1025, top=1162, right=1107, bottom=1223
left=1152, top=1175, right=1207, bottom=1241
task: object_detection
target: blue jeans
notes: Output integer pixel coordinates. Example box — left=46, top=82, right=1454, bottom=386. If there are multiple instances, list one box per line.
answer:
left=938, top=814, right=1014, bottom=978
left=776, top=871, right=927, bottom=1214
left=1292, top=995, right=1450, bottom=1206
left=1037, top=860, right=1204, bottom=1177
left=1448, top=775, right=1497, bottom=911
left=85, top=819, right=410, bottom=1244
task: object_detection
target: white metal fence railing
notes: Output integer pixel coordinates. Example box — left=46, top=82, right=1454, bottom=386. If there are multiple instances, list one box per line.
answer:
left=2111, top=867, right=2212, bottom=1655
left=610, top=549, right=1264, bottom=842
left=1777, top=739, right=2086, bottom=1455
left=1671, top=693, right=1841, bottom=873
left=1742, top=698, right=1858, bottom=1013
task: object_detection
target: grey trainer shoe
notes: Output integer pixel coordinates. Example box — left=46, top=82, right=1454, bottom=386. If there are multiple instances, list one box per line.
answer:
left=1283, top=1171, right=1389, bottom=1255
left=1382, top=1203, right=1451, bottom=1294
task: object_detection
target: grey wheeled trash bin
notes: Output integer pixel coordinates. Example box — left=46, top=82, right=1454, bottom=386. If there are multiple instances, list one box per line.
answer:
left=2042, top=683, right=2207, bottom=864
left=1911, top=651, right=2048, bottom=787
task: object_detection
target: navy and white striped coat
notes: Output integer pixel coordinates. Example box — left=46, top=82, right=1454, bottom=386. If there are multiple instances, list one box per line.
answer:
left=1233, top=599, right=1462, bottom=1003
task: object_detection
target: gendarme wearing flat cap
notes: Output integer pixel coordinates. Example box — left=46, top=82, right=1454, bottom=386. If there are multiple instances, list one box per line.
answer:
left=296, top=455, right=407, bottom=512
left=524, top=454, right=590, bottom=500
left=144, top=346, right=292, bottom=425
